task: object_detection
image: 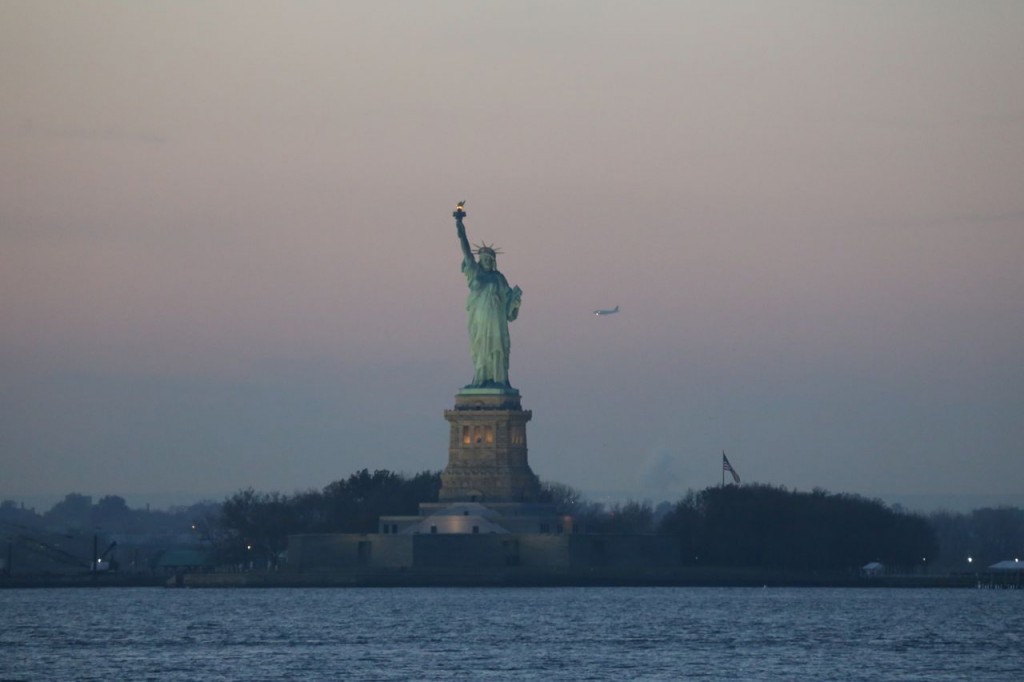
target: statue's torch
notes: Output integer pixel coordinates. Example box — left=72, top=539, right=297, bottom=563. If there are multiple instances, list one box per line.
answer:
left=453, top=201, right=466, bottom=221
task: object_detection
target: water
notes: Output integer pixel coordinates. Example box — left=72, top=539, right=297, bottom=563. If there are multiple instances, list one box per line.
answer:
left=2, top=587, right=1021, bottom=681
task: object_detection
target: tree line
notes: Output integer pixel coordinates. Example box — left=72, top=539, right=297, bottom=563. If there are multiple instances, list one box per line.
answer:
left=5, top=474, right=1021, bottom=574
left=658, top=484, right=938, bottom=573
left=212, top=475, right=1016, bottom=573
left=926, top=506, right=1024, bottom=571
left=215, top=469, right=440, bottom=565
left=1, top=493, right=217, bottom=535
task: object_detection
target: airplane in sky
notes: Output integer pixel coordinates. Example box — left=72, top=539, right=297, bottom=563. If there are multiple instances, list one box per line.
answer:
left=593, top=305, right=619, bottom=316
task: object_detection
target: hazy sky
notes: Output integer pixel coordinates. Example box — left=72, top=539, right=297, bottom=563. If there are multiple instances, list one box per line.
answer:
left=2, top=1, right=1022, bottom=511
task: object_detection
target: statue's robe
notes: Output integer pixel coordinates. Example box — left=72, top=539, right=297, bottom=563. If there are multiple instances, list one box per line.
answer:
left=462, top=258, right=519, bottom=387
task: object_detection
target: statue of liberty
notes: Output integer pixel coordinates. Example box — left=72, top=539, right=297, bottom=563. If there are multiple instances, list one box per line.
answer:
left=453, top=202, right=522, bottom=389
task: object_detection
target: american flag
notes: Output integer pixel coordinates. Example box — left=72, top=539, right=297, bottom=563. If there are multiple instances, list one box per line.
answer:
left=722, top=452, right=741, bottom=484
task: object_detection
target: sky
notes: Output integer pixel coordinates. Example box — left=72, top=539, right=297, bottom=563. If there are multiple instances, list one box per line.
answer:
left=2, top=1, right=1022, bottom=512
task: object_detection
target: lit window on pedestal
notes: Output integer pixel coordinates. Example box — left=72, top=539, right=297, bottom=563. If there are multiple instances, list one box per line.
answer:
left=472, top=425, right=482, bottom=444
left=484, top=425, right=494, bottom=444
left=511, top=427, right=524, bottom=445
left=462, top=426, right=471, bottom=445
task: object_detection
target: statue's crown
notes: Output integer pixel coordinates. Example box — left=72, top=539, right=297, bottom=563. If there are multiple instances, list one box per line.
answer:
left=474, top=242, right=501, bottom=257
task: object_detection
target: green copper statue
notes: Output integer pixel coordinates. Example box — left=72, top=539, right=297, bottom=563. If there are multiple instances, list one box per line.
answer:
left=453, top=202, right=522, bottom=389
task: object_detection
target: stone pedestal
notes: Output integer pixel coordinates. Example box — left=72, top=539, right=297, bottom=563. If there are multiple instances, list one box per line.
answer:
left=439, top=388, right=541, bottom=503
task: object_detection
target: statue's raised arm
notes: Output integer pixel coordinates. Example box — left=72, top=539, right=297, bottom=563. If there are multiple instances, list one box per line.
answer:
left=454, top=201, right=474, bottom=265
left=451, top=201, right=521, bottom=390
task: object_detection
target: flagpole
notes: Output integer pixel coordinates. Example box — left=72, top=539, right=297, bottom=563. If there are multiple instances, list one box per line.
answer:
left=721, top=451, right=725, bottom=488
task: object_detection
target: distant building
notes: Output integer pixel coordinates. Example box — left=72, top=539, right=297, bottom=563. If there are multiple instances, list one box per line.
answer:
left=861, top=561, right=885, bottom=577
left=982, top=559, right=1023, bottom=588
left=987, top=559, right=1023, bottom=572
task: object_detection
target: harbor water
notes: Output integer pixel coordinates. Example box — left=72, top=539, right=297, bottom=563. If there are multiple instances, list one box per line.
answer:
left=2, top=586, right=1021, bottom=680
